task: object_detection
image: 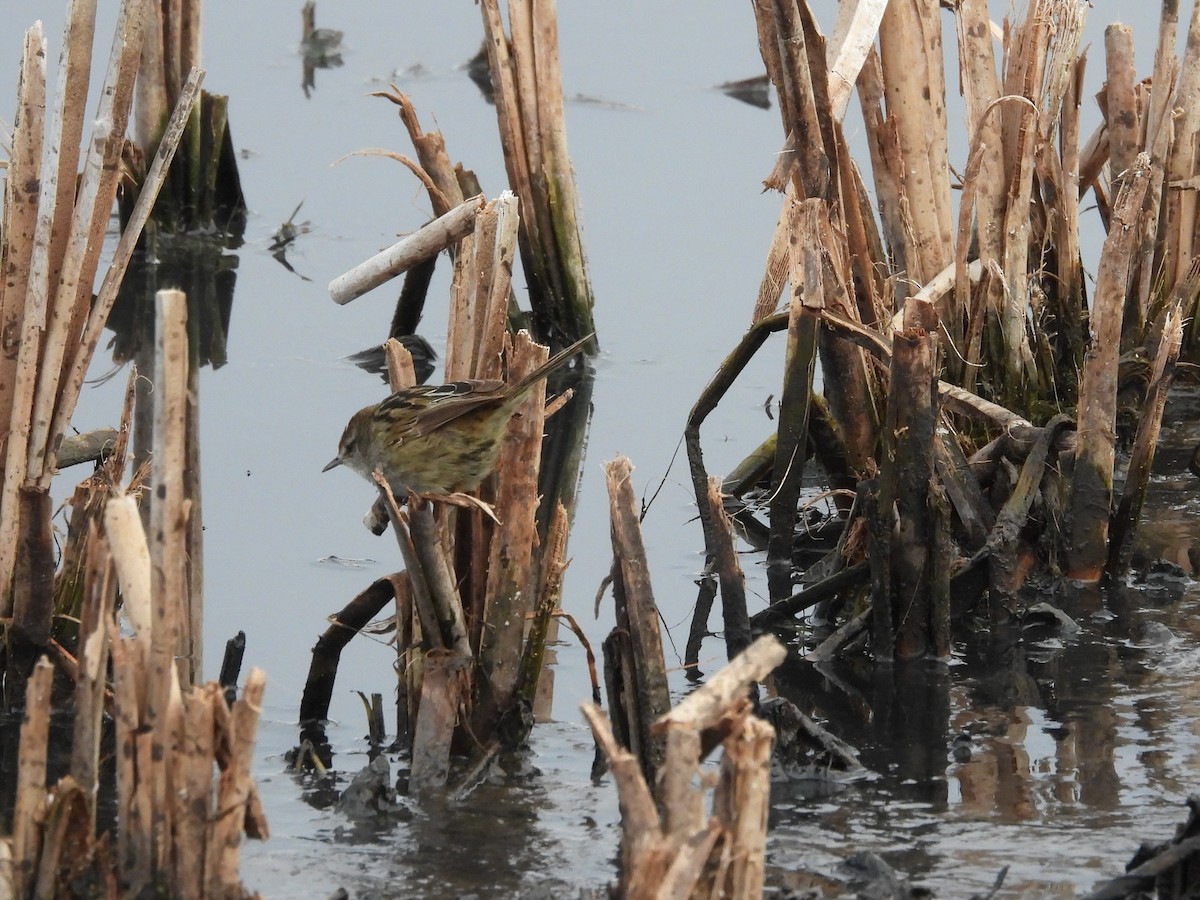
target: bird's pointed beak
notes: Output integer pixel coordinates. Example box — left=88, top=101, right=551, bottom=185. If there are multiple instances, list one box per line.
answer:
left=322, top=456, right=343, bottom=473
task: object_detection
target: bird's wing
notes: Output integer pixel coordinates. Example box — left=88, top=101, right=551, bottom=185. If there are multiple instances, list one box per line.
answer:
left=375, top=379, right=508, bottom=437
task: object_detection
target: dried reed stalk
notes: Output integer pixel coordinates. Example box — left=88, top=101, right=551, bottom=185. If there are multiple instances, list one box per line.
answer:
left=1108, top=305, right=1184, bottom=575
left=953, top=0, right=1004, bottom=386
left=478, top=334, right=551, bottom=714
left=12, top=658, right=54, bottom=898
left=1166, top=2, right=1200, bottom=289
left=0, top=25, right=47, bottom=446
left=877, top=0, right=953, bottom=287
left=207, top=668, right=267, bottom=896
left=0, top=26, right=52, bottom=619
left=69, top=523, right=115, bottom=832
left=445, top=192, right=517, bottom=379
left=767, top=200, right=821, bottom=601
left=515, top=500, right=570, bottom=704
left=478, top=0, right=596, bottom=346
left=411, top=652, right=468, bottom=794
left=149, top=290, right=192, bottom=686
left=1067, top=154, right=1152, bottom=581
left=382, top=89, right=466, bottom=215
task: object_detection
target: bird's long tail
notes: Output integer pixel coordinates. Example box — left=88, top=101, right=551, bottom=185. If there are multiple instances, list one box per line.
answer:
left=507, top=334, right=593, bottom=397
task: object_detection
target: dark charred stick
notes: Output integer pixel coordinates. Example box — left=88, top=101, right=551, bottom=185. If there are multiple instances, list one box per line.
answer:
left=750, top=561, right=869, bottom=629
left=218, top=631, right=246, bottom=706
left=299, top=577, right=396, bottom=725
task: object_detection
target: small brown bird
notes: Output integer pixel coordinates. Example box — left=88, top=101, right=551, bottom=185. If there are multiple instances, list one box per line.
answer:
left=323, top=335, right=590, bottom=496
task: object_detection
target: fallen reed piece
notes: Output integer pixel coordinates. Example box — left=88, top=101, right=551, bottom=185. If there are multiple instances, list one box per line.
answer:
left=328, top=194, right=485, bottom=304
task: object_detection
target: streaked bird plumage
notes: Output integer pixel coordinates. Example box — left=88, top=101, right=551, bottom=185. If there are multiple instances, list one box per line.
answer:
left=324, top=335, right=589, bottom=496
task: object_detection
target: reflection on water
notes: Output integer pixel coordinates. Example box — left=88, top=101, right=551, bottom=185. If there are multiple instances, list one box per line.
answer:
left=247, top=718, right=619, bottom=898
left=768, top=530, right=1200, bottom=895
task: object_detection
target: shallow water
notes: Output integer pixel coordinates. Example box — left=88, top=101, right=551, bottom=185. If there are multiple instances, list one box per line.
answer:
left=3, top=1, right=1199, bottom=897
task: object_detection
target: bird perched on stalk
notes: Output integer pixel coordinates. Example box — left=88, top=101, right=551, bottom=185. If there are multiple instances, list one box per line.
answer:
left=323, top=335, right=590, bottom=497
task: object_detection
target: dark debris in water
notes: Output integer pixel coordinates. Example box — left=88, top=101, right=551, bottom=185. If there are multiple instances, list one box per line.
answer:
left=839, top=851, right=932, bottom=899
left=1122, top=557, right=1191, bottom=607
left=337, top=754, right=405, bottom=820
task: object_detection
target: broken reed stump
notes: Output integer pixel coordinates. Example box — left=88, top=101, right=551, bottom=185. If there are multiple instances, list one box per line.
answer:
left=603, top=456, right=672, bottom=783
left=766, top=201, right=821, bottom=603
left=707, top=478, right=752, bottom=662
left=584, top=635, right=787, bottom=899
left=878, top=297, right=947, bottom=661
